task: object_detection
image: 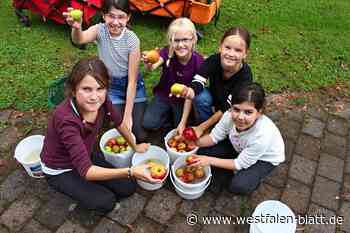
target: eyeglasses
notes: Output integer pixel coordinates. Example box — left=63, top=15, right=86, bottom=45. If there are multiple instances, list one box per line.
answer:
left=173, top=37, right=193, bottom=45
left=105, top=13, right=128, bottom=21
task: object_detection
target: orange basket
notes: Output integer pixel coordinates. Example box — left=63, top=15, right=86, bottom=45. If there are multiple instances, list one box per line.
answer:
left=130, top=0, right=188, bottom=18
left=189, top=0, right=221, bottom=25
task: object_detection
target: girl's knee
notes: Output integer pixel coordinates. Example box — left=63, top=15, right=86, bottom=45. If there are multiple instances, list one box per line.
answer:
left=86, top=192, right=116, bottom=213
left=228, top=178, right=256, bottom=195
left=117, top=179, right=137, bottom=198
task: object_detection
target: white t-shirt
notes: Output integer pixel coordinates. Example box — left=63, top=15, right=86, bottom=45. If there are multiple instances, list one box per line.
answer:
left=209, top=111, right=285, bottom=170
left=96, top=24, right=140, bottom=78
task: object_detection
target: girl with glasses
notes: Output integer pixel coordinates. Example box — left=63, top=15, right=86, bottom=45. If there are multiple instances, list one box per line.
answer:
left=142, top=18, right=204, bottom=134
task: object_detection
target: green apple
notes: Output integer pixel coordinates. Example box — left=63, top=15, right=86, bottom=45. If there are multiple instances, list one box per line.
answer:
left=115, top=136, right=126, bottom=145
left=70, top=9, right=83, bottom=21
left=170, top=83, right=185, bottom=95
left=105, top=146, right=112, bottom=152
left=112, top=145, right=120, bottom=153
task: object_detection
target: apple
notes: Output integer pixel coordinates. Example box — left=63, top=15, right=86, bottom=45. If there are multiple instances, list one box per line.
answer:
left=115, top=136, right=126, bottom=145
left=170, top=83, right=185, bottom=96
left=183, top=127, right=198, bottom=141
left=150, top=164, right=167, bottom=180
left=146, top=159, right=158, bottom=168
left=175, top=167, right=184, bottom=177
left=184, top=165, right=196, bottom=173
left=186, top=155, right=197, bottom=165
left=177, top=142, right=187, bottom=151
left=145, top=49, right=160, bottom=64
left=186, top=142, right=197, bottom=151
left=167, top=138, right=178, bottom=148
left=182, top=172, right=195, bottom=183
left=104, top=146, right=112, bottom=152
left=70, top=9, right=83, bottom=21
left=112, top=145, right=120, bottom=153
left=106, top=138, right=116, bottom=147
left=194, top=166, right=205, bottom=179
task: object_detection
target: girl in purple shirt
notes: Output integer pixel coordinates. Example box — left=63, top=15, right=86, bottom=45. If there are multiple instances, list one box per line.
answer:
left=142, top=18, right=204, bottom=133
left=41, top=57, right=159, bottom=213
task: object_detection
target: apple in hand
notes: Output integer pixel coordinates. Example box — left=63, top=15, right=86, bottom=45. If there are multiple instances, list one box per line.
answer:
left=183, top=127, right=198, bottom=141
left=70, top=9, right=83, bottom=21
left=150, top=164, right=167, bottom=180
left=170, top=83, right=185, bottom=96
left=145, top=49, right=160, bottom=64
left=185, top=155, right=197, bottom=165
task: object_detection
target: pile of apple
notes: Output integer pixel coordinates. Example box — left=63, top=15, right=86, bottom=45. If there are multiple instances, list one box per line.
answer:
left=104, top=136, right=130, bottom=154
left=167, top=135, right=196, bottom=153
left=146, top=159, right=167, bottom=180
left=175, top=156, right=205, bottom=183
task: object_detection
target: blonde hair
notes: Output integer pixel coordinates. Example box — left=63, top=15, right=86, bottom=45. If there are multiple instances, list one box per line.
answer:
left=166, top=17, right=197, bottom=67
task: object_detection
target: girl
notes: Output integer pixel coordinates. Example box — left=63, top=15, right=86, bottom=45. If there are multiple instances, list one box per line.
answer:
left=190, top=83, right=285, bottom=195
left=178, top=26, right=253, bottom=137
left=40, top=57, right=159, bottom=213
left=142, top=18, right=204, bottom=133
left=64, top=0, right=147, bottom=142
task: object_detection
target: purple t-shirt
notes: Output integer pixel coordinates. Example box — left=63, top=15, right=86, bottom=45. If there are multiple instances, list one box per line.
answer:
left=40, top=98, right=122, bottom=177
left=153, top=47, right=204, bottom=103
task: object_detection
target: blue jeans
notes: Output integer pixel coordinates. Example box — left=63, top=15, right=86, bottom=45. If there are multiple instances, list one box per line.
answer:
left=108, top=74, right=147, bottom=105
left=142, top=95, right=183, bottom=130
left=193, top=88, right=213, bottom=123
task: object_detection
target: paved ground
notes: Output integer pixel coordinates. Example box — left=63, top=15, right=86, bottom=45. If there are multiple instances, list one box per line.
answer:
left=0, top=102, right=350, bottom=233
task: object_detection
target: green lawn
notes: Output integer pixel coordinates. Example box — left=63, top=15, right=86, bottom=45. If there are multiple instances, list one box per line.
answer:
left=0, top=0, right=349, bottom=111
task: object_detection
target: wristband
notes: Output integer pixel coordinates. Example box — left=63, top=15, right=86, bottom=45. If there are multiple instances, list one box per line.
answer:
left=127, top=167, right=133, bottom=178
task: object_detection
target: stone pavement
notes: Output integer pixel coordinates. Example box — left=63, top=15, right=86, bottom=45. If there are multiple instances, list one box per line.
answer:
left=0, top=103, right=350, bottom=233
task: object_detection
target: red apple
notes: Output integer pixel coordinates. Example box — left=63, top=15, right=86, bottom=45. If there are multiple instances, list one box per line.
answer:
left=185, top=155, right=197, bottom=165
left=182, top=172, right=195, bottom=183
left=106, top=138, right=117, bottom=147
left=183, top=127, right=198, bottom=141
left=150, top=164, right=167, bottom=180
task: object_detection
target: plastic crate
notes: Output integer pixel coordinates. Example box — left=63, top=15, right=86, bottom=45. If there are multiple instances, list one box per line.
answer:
left=48, top=76, right=67, bottom=109
left=189, top=0, right=221, bottom=25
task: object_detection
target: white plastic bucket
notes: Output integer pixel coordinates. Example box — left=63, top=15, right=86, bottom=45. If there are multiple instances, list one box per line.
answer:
left=250, top=200, right=296, bottom=233
left=170, top=171, right=211, bottom=200
left=171, top=155, right=211, bottom=192
left=14, top=135, right=45, bottom=178
left=100, top=128, right=135, bottom=168
left=132, top=145, right=170, bottom=191
left=164, top=129, right=198, bottom=164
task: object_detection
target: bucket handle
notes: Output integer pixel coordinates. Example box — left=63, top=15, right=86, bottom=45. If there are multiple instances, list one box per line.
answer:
left=170, top=171, right=212, bottom=194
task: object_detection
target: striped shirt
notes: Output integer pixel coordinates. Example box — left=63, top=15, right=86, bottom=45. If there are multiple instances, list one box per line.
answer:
left=96, top=24, right=140, bottom=78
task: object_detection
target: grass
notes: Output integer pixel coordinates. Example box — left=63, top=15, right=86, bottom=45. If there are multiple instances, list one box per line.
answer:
left=0, top=0, right=349, bottom=111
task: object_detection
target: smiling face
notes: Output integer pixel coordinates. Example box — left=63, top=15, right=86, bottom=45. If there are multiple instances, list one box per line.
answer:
left=73, top=74, right=107, bottom=114
left=219, top=35, right=247, bottom=72
left=230, top=101, right=261, bottom=132
left=103, top=7, right=130, bottom=37
left=171, top=29, right=194, bottom=62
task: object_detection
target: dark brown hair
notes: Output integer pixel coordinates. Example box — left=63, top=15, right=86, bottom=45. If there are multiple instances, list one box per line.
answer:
left=66, top=57, right=110, bottom=97
left=230, top=82, right=265, bottom=111
left=102, top=0, right=130, bottom=15
left=220, top=26, right=251, bottom=49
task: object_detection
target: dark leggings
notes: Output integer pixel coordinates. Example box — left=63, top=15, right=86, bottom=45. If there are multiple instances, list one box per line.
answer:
left=198, top=139, right=276, bottom=195
left=45, top=153, right=136, bottom=214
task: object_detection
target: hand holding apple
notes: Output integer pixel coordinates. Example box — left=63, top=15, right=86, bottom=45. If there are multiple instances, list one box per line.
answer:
left=132, top=164, right=162, bottom=184
left=182, top=127, right=198, bottom=141
left=63, top=8, right=82, bottom=29
left=170, top=83, right=186, bottom=97
left=150, top=164, right=167, bottom=180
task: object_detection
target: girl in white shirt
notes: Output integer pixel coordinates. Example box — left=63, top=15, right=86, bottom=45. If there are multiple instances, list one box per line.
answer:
left=192, top=83, right=285, bottom=195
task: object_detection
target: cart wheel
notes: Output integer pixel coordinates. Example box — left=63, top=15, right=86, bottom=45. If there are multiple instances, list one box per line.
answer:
left=15, top=9, right=31, bottom=27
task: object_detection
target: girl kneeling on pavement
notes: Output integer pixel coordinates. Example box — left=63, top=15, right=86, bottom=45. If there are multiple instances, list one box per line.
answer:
left=191, top=83, right=285, bottom=195
left=40, top=57, right=159, bottom=213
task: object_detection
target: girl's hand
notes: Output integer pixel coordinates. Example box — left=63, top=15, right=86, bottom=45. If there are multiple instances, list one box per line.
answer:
left=176, top=121, right=186, bottom=137
left=131, top=164, right=162, bottom=184
left=189, top=155, right=211, bottom=167
left=192, top=126, right=204, bottom=138
left=134, top=143, right=150, bottom=153
left=170, top=86, right=195, bottom=99
left=63, top=8, right=82, bottom=29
